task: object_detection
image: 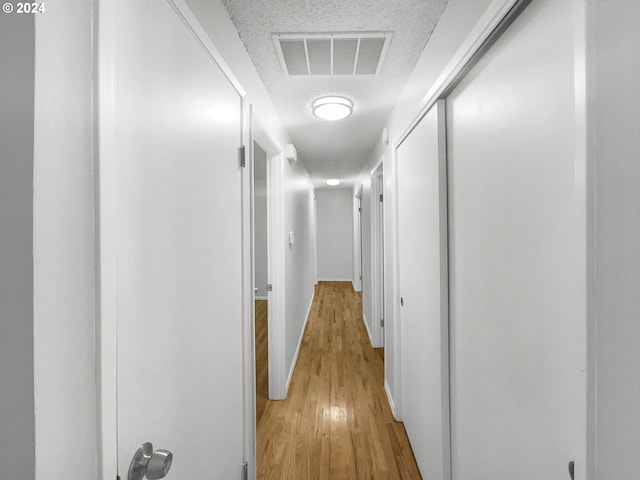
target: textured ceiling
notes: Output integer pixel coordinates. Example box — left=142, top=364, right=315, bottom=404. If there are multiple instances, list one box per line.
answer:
left=222, top=0, right=449, bottom=186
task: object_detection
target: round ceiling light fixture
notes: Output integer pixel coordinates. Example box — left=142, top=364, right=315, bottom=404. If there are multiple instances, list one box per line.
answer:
left=326, top=179, right=341, bottom=186
left=312, top=96, right=353, bottom=121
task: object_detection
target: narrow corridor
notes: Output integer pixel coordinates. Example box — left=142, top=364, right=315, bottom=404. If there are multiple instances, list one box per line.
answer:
left=257, top=282, right=421, bottom=479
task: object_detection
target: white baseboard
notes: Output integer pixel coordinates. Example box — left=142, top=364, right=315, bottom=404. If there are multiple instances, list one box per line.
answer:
left=317, top=278, right=352, bottom=282
left=285, top=287, right=315, bottom=394
left=362, top=313, right=375, bottom=347
left=254, top=295, right=268, bottom=301
left=385, top=379, right=401, bottom=421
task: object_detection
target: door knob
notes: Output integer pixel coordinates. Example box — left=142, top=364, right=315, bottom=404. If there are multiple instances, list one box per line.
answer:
left=128, top=442, right=173, bottom=480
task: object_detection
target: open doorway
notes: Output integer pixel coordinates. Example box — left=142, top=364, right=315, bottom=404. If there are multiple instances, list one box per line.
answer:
left=253, top=141, right=269, bottom=425
left=249, top=107, right=287, bottom=401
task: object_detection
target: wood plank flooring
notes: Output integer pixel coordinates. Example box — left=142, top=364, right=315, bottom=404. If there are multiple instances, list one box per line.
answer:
left=256, top=281, right=421, bottom=479
left=256, top=299, right=269, bottom=426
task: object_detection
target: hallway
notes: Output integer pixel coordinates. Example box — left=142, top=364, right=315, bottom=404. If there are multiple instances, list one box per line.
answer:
left=257, top=282, right=420, bottom=479
left=4, top=0, right=639, bottom=478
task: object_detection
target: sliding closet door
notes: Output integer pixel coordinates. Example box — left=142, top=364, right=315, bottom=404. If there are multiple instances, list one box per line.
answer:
left=397, top=100, right=450, bottom=479
left=447, top=0, right=586, bottom=478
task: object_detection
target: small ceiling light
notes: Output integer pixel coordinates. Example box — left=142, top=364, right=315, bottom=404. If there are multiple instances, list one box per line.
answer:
left=312, top=96, right=353, bottom=121
left=326, top=179, right=341, bottom=186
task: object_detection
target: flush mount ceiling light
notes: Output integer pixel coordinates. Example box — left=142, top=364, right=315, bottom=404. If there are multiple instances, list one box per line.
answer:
left=326, top=179, right=341, bottom=186
left=312, top=96, right=353, bottom=121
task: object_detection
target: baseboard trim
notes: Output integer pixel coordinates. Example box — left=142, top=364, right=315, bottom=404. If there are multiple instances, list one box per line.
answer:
left=385, top=379, right=401, bottom=421
left=254, top=295, right=268, bottom=301
left=362, top=313, right=375, bottom=347
left=285, top=287, right=315, bottom=394
left=317, top=278, right=352, bottom=282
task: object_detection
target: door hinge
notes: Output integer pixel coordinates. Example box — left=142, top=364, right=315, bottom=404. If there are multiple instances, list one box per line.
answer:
left=239, top=145, right=246, bottom=168
left=379, top=194, right=383, bottom=202
left=358, top=207, right=362, bottom=212
left=380, top=318, right=384, bottom=328
left=359, top=274, right=362, bottom=281
left=267, top=284, right=273, bottom=292
left=242, top=461, right=248, bottom=480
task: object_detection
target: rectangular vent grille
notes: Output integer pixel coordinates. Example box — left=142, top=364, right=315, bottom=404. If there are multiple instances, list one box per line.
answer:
left=273, top=32, right=392, bottom=77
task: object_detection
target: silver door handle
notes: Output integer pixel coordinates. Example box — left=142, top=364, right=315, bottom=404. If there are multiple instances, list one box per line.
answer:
left=128, top=442, right=173, bottom=480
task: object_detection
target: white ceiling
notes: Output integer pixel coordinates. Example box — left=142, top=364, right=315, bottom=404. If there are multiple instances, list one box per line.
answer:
left=222, top=0, right=449, bottom=187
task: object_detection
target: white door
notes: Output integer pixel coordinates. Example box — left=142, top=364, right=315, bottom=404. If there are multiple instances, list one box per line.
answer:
left=113, top=0, right=245, bottom=478
left=447, top=0, right=586, bottom=478
left=397, top=100, right=450, bottom=479
left=372, top=169, right=385, bottom=348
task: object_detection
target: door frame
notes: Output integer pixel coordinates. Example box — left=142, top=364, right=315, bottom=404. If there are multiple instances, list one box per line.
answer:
left=354, top=186, right=363, bottom=292
left=249, top=107, right=287, bottom=402
left=370, top=160, right=385, bottom=348
left=96, top=1, right=249, bottom=479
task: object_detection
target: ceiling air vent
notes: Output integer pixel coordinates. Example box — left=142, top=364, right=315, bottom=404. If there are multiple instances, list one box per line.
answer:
left=273, top=32, right=392, bottom=77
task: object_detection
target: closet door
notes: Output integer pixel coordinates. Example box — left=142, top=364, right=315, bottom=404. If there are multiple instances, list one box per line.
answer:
left=447, top=0, right=586, bottom=478
left=397, top=100, right=450, bottom=480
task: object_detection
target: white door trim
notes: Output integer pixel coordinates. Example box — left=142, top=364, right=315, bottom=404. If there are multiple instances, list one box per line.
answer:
left=370, top=161, right=384, bottom=348
left=249, top=107, right=287, bottom=401
left=354, top=186, right=363, bottom=292
left=96, top=1, right=248, bottom=478
left=96, top=0, right=118, bottom=477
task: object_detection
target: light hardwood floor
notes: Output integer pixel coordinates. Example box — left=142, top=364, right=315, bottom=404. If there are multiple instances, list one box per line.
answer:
left=255, top=299, right=269, bottom=426
left=256, top=281, right=421, bottom=479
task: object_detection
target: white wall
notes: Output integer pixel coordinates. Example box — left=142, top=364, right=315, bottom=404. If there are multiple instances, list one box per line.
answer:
left=590, top=1, right=640, bottom=477
left=355, top=0, right=494, bottom=415
left=0, top=13, right=36, bottom=480
left=33, top=2, right=98, bottom=479
left=317, top=189, right=354, bottom=281
left=254, top=143, right=268, bottom=298
left=282, top=160, right=316, bottom=383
